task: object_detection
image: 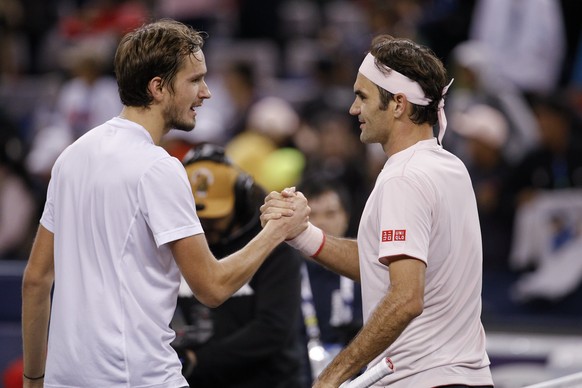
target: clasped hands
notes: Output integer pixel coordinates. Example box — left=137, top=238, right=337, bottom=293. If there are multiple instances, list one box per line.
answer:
left=260, top=187, right=310, bottom=241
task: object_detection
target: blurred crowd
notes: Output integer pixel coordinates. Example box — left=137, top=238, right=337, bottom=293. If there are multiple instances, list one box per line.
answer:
left=1, top=0, right=582, bottom=307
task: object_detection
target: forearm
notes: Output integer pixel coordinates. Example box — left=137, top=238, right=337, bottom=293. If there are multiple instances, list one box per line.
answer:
left=22, top=225, right=54, bottom=381
left=310, top=234, right=360, bottom=281
left=315, top=288, right=420, bottom=386
left=22, top=276, right=52, bottom=379
left=207, top=222, right=286, bottom=305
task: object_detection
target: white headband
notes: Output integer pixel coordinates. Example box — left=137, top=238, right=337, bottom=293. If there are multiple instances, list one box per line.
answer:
left=358, top=53, right=454, bottom=143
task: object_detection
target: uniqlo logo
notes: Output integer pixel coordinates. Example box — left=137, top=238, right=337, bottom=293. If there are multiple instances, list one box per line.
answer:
left=394, top=229, right=406, bottom=241
left=381, top=230, right=393, bottom=242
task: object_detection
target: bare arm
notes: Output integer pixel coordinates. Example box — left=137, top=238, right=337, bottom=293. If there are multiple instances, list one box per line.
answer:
left=308, top=235, right=360, bottom=281
left=172, top=194, right=308, bottom=308
left=22, top=225, right=55, bottom=386
left=314, top=256, right=426, bottom=387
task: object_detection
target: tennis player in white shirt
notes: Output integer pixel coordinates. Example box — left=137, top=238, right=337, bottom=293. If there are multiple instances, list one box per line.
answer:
left=262, top=34, right=494, bottom=388
left=21, top=19, right=308, bottom=388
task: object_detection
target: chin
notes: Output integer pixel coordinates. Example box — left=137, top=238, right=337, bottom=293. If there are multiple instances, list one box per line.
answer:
left=171, top=121, right=196, bottom=132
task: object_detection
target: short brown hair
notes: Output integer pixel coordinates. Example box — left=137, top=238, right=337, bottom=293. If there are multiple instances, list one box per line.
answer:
left=369, top=35, right=448, bottom=127
left=114, top=19, right=206, bottom=107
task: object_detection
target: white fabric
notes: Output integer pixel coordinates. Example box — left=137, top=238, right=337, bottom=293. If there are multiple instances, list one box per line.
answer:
left=470, top=0, right=565, bottom=94
left=358, top=53, right=430, bottom=106
left=358, top=53, right=453, bottom=143
left=510, top=189, right=582, bottom=302
left=357, top=138, right=492, bottom=387
left=40, top=117, right=203, bottom=388
left=286, top=222, right=325, bottom=257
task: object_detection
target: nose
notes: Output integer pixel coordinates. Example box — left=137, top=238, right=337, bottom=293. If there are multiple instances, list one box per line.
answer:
left=349, top=100, right=359, bottom=116
left=201, top=81, right=212, bottom=99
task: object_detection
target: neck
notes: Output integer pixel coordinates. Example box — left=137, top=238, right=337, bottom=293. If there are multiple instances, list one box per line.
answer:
left=383, top=122, right=434, bottom=157
left=119, top=106, right=168, bottom=145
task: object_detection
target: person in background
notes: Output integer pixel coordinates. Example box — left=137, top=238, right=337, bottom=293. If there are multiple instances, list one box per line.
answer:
left=296, top=173, right=363, bottom=383
left=172, top=143, right=305, bottom=388
left=503, top=93, right=582, bottom=303
left=0, top=112, right=37, bottom=260
left=450, top=104, right=513, bottom=271
left=297, top=173, right=362, bottom=351
left=21, top=19, right=308, bottom=388
left=262, top=34, right=493, bottom=387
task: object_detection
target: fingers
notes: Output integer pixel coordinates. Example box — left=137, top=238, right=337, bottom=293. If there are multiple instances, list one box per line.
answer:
left=260, top=188, right=309, bottom=232
left=260, top=211, right=283, bottom=228
left=282, top=186, right=296, bottom=197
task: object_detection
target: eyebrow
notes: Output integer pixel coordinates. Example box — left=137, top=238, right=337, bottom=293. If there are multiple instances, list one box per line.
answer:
left=354, top=89, right=366, bottom=99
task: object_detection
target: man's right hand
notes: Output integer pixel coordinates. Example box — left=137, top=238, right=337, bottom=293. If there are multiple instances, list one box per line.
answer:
left=261, top=188, right=310, bottom=241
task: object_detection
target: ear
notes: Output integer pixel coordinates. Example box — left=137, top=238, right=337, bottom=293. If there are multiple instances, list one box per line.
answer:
left=392, top=93, right=407, bottom=118
left=147, top=76, right=165, bottom=102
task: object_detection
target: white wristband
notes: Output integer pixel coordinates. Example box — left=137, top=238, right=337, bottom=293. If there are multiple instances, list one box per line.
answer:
left=286, top=222, right=326, bottom=257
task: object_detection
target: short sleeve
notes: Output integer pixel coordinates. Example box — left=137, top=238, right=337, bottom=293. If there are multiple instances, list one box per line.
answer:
left=377, top=176, right=432, bottom=264
left=40, top=163, right=59, bottom=233
left=138, top=157, right=203, bottom=247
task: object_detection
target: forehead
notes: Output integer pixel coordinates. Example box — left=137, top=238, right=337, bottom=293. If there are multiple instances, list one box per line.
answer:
left=310, top=190, right=344, bottom=209
left=354, top=73, right=379, bottom=96
left=179, top=50, right=207, bottom=76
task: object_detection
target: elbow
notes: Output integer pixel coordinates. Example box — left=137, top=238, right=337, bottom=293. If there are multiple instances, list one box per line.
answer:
left=22, top=268, right=53, bottom=296
left=409, top=296, right=424, bottom=319
left=393, top=289, right=423, bottom=322
left=194, top=288, right=229, bottom=308
left=199, top=296, right=223, bottom=309
left=404, top=295, right=424, bottom=320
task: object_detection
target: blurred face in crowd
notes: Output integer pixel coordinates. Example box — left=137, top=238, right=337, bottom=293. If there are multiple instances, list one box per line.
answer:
left=308, top=190, right=349, bottom=237
left=163, top=51, right=211, bottom=132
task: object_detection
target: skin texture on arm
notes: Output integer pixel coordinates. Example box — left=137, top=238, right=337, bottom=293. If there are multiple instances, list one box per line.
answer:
left=309, top=234, right=360, bottom=281
left=172, top=196, right=308, bottom=308
left=313, top=256, right=426, bottom=388
left=22, top=225, right=55, bottom=387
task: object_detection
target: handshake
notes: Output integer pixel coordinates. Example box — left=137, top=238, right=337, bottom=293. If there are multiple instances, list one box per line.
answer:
left=261, top=187, right=326, bottom=258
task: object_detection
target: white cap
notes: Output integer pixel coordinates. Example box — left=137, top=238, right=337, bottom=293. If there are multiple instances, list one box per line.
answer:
left=451, top=104, right=509, bottom=149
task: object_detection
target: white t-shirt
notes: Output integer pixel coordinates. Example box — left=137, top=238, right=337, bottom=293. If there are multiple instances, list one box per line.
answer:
left=40, top=117, right=203, bottom=388
left=358, top=138, right=493, bottom=387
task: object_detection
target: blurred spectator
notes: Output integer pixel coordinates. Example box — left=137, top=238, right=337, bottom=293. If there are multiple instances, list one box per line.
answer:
left=222, top=61, right=263, bottom=140
left=226, top=96, right=305, bottom=192
left=469, top=0, right=566, bottom=95
left=299, top=110, right=368, bottom=237
left=510, top=190, right=582, bottom=303
left=417, top=0, right=477, bottom=65
left=504, top=93, right=582, bottom=208
left=0, top=0, right=23, bottom=78
left=0, top=111, right=37, bottom=260
left=297, top=173, right=363, bottom=354
left=59, top=0, right=149, bottom=41
left=12, top=0, right=59, bottom=75
left=361, top=0, right=422, bottom=41
left=504, top=93, right=582, bottom=303
left=445, top=40, right=540, bottom=165
left=155, top=0, right=228, bottom=39
left=450, top=104, right=513, bottom=271
left=26, top=40, right=121, bottom=184
left=172, top=144, right=305, bottom=388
